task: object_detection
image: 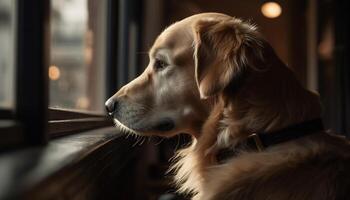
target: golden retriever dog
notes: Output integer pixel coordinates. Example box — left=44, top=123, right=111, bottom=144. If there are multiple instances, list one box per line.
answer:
left=105, top=13, right=350, bottom=200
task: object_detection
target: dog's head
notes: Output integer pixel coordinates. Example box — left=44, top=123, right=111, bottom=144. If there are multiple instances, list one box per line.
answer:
left=105, top=13, right=271, bottom=137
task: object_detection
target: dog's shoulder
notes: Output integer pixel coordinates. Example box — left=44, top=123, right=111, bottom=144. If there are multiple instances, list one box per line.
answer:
left=208, top=133, right=350, bottom=200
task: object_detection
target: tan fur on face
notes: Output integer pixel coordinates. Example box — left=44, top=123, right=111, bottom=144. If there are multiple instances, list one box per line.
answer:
left=108, top=13, right=350, bottom=200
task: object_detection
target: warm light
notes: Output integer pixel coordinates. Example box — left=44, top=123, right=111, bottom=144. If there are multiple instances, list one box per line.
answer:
left=49, top=65, right=60, bottom=80
left=261, top=2, right=282, bottom=19
left=76, top=97, right=90, bottom=109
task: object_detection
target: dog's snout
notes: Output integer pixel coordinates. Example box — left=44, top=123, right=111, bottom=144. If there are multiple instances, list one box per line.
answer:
left=105, top=98, right=118, bottom=114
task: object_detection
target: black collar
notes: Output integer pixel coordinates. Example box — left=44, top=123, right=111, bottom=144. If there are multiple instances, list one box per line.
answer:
left=216, top=118, right=324, bottom=163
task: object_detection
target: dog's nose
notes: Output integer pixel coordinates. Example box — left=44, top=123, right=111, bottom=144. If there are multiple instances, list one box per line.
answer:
left=105, top=98, right=118, bottom=114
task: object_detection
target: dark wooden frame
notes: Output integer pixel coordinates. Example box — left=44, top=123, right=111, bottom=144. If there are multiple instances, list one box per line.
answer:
left=48, top=108, right=113, bottom=138
left=0, top=109, right=14, bottom=120
left=0, top=1, right=148, bottom=199
left=23, top=130, right=141, bottom=200
left=0, top=127, right=142, bottom=200
left=0, top=0, right=144, bottom=149
left=16, top=0, right=50, bottom=145
left=117, top=0, right=144, bottom=88
left=317, top=0, right=350, bottom=137
left=0, top=0, right=144, bottom=198
left=0, top=0, right=50, bottom=148
left=334, top=0, right=350, bottom=137
left=106, top=0, right=119, bottom=97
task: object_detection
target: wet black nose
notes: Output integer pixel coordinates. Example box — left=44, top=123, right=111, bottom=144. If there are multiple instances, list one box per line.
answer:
left=105, top=98, right=118, bottom=114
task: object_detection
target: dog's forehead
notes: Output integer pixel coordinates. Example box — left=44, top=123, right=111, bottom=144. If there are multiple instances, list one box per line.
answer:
left=150, top=13, right=232, bottom=56
left=150, top=22, right=192, bottom=56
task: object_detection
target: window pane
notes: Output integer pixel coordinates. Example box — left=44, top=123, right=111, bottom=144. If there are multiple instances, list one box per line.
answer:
left=0, top=0, right=15, bottom=108
left=50, top=0, right=106, bottom=112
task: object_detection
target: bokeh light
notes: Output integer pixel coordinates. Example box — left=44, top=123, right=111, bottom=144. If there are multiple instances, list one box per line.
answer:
left=49, top=65, right=61, bottom=81
left=261, top=2, right=282, bottom=19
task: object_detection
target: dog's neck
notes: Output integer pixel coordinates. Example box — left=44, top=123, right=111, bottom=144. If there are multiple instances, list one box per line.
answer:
left=213, top=61, right=319, bottom=145
left=191, top=61, right=322, bottom=170
left=172, top=59, right=322, bottom=197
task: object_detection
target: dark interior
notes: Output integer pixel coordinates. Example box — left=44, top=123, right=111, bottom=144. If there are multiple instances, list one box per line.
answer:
left=0, top=0, right=349, bottom=199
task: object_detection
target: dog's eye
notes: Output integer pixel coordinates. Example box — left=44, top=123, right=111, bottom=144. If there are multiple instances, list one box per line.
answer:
left=154, top=59, right=168, bottom=71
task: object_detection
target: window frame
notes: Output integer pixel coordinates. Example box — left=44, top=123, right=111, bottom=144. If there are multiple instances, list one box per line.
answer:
left=0, top=109, right=14, bottom=120
left=48, top=108, right=113, bottom=138
left=0, top=0, right=144, bottom=150
left=0, top=0, right=50, bottom=148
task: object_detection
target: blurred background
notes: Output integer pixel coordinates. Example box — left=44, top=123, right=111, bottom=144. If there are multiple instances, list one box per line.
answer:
left=1, top=0, right=347, bottom=131
left=0, top=0, right=349, bottom=199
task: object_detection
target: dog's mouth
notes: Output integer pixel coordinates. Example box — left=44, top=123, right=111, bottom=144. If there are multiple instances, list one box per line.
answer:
left=113, top=116, right=175, bottom=134
left=152, top=118, right=175, bottom=132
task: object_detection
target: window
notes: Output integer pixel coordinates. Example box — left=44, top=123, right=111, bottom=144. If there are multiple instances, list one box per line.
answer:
left=0, top=0, right=15, bottom=108
left=50, top=0, right=106, bottom=112
left=0, top=0, right=123, bottom=145
left=0, top=0, right=142, bottom=139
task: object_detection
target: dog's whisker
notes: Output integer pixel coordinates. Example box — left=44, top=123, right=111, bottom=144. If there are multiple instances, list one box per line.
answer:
left=174, top=134, right=181, bottom=152
left=137, top=135, right=144, bottom=145
left=132, top=135, right=140, bottom=147
left=139, top=137, right=146, bottom=146
left=154, top=137, right=165, bottom=145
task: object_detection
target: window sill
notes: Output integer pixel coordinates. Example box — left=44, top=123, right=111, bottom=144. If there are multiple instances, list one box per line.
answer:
left=48, top=108, right=114, bottom=138
left=48, top=117, right=114, bottom=138
left=0, top=120, right=24, bottom=148
left=0, top=126, right=140, bottom=200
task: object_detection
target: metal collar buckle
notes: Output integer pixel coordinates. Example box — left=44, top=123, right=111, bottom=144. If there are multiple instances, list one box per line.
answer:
left=248, top=133, right=265, bottom=152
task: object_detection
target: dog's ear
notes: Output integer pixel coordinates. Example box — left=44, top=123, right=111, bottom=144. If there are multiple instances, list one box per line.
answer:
left=192, top=18, right=264, bottom=99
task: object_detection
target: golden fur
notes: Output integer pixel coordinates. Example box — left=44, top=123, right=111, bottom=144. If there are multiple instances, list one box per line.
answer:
left=107, top=13, right=350, bottom=200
